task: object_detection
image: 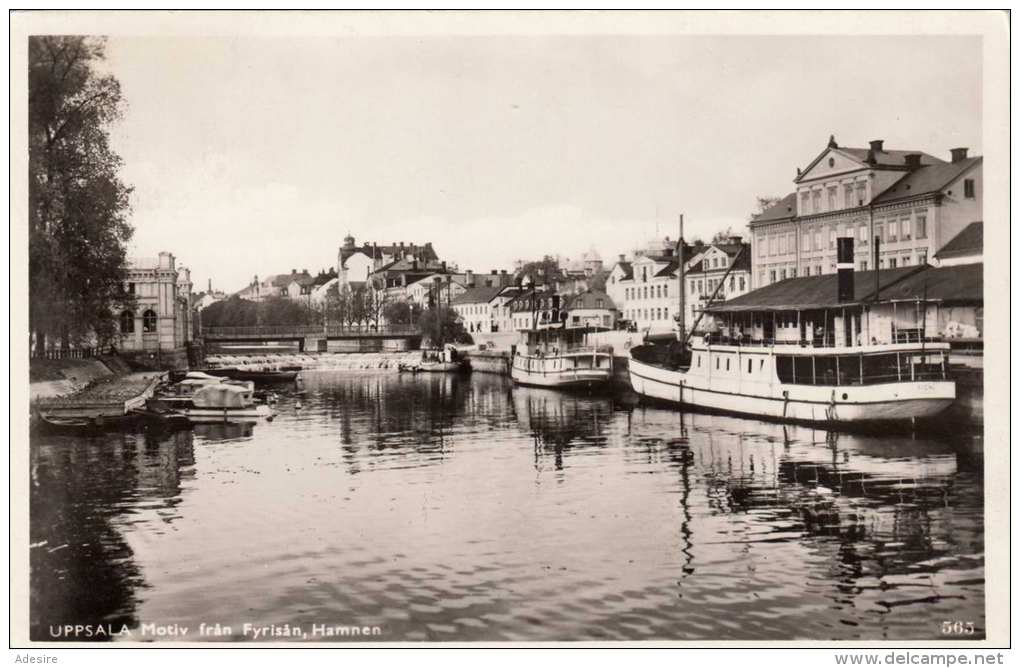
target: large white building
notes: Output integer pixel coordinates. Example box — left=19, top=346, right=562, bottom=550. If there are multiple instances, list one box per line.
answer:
left=749, top=136, right=983, bottom=289
left=683, top=239, right=752, bottom=332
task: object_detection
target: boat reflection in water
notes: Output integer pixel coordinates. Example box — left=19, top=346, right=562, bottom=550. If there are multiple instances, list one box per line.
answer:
left=30, top=372, right=982, bottom=641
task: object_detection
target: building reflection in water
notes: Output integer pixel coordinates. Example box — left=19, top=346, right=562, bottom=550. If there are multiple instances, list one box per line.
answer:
left=30, top=428, right=195, bottom=641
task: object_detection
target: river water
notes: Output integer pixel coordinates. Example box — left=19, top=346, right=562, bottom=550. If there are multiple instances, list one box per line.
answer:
left=30, top=371, right=985, bottom=642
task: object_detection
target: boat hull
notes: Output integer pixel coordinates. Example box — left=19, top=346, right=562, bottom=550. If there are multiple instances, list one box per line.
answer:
left=511, top=352, right=613, bottom=389
left=177, top=404, right=274, bottom=423
left=628, top=355, right=955, bottom=424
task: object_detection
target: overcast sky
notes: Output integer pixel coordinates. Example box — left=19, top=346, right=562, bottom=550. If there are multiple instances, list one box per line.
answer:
left=103, top=35, right=981, bottom=293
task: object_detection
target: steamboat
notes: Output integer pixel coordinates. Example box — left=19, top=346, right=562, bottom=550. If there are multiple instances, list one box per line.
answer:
left=629, top=227, right=955, bottom=425
left=511, top=325, right=614, bottom=389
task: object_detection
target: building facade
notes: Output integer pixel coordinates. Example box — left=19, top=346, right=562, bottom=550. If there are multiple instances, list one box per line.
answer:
left=749, top=137, right=983, bottom=289
left=684, top=239, right=752, bottom=332
left=116, top=252, right=193, bottom=368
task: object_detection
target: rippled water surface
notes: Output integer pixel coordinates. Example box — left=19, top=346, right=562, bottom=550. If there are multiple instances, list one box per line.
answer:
left=30, top=371, right=985, bottom=642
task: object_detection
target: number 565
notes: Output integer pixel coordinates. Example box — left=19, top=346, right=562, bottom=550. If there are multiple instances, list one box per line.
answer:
left=941, top=621, right=975, bottom=635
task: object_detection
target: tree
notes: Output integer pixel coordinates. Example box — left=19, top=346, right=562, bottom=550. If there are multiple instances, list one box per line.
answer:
left=711, top=227, right=735, bottom=243
left=515, top=255, right=562, bottom=286
left=418, top=306, right=470, bottom=346
left=749, top=195, right=783, bottom=220
left=29, top=36, right=134, bottom=352
left=382, top=300, right=413, bottom=325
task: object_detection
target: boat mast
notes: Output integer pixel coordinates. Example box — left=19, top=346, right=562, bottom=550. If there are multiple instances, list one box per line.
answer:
left=677, top=213, right=686, bottom=345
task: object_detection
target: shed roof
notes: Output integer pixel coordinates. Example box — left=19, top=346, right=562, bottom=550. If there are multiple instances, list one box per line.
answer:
left=871, top=157, right=982, bottom=205
left=707, top=264, right=981, bottom=313
left=935, top=221, right=983, bottom=259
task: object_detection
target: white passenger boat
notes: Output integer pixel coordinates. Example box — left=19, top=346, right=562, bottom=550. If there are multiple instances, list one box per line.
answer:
left=628, top=227, right=956, bottom=425
left=157, top=372, right=274, bottom=422
left=511, top=325, right=614, bottom=390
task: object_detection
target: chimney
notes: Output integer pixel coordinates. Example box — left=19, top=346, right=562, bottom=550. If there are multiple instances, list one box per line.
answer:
left=950, top=147, right=969, bottom=163
left=466, top=270, right=474, bottom=287
left=837, top=237, right=855, bottom=303
left=869, top=139, right=884, bottom=153
left=728, top=235, right=743, bottom=244
left=618, top=254, right=626, bottom=263
left=208, top=278, right=212, bottom=292
left=904, top=153, right=923, bottom=169
left=291, top=269, right=296, bottom=275
left=490, top=269, right=497, bottom=275
left=664, top=247, right=674, bottom=257
left=441, top=261, right=447, bottom=272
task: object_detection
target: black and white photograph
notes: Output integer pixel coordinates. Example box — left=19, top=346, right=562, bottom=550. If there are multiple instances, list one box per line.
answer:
left=9, top=9, right=1010, bottom=653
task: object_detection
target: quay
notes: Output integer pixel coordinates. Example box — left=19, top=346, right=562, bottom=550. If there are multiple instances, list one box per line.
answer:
left=35, top=371, right=166, bottom=419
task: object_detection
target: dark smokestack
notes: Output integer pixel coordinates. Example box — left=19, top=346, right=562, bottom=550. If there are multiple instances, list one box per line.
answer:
left=950, top=147, right=969, bottom=163
left=869, top=139, right=884, bottom=153
left=837, top=237, right=854, bottom=302
left=873, top=235, right=881, bottom=301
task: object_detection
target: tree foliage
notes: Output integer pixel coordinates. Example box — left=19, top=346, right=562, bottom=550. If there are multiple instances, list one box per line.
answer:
left=29, top=36, right=134, bottom=351
left=750, top=195, right=783, bottom=220
left=201, top=295, right=321, bottom=327
left=515, top=255, right=562, bottom=286
left=418, top=306, right=471, bottom=346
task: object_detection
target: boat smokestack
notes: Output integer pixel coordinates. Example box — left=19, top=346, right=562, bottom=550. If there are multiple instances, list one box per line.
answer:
left=837, top=237, right=854, bottom=302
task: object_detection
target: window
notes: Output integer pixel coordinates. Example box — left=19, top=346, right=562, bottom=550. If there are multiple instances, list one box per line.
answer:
left=858, top=224, right=867, bottom=244
left=901, top=217, right=911, bottom=241
left=596, top=299, right=604, bottom=309
left=127, top=282, right=135, bottom=295
left=738, top=277, right=745, bottom=291
left=769, top=270, right=776, bottom=284
left=844, top=183, right=854, bottom=208
left=814, top=229, right=822, bottom=250
left=856, top=182, right=866, bottom=206
left=804, top=266, right=810, bottom=277
left=888, top=257, right=897, bottom=268
left=829, top=228, right=837, bottom=249
left=812, top=190, right=821, bottom=212
left=757, top=235, right=766, bottom=257
left=120, top=310, right=134, bottom=334
left=816, top=265, right=822, bottom=276
left=769, top=235, right=778, bottom=256
left=729, top=277, right=735, bottom=291
left=828, top=186, right=837, bottom=210
left=778, top=234, right=786, bottom=255
left=720, top=257, right=728, bottom=268
left=859, top=260, right=868, bottom=271
left=142, top=309, right=157, bottom=333
left=801, top=192, right=811, bottom=215
left=875, top=222, right=885, bottom=243
left=916, top=213, right=927, bottom=239
left=663, top=284, right=668, bottom=298
left=918, top=251, right=928, bottom=265
left=790, top=268, right=797, bottom=278
left=716, top=356, right=720, bottom=370
left=748, top=359, right=753, bottom=373
left=888, top=219, right=898, bottom=241
left=902, top=255, right=911, bottom=266
left=726, top=358, right=730, bottom=371
left=780, top=269, right=787, bottom=280
left=788, top=232, right=796, bottom=253
left=964, top=179, right=975, bottom=198
left=802, top=231, right=811, bottom=250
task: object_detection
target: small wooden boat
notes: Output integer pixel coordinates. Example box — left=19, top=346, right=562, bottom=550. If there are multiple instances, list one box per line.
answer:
left=401, top=345, right=467, bottom=373
left=156, top=374, right=274, bottom=422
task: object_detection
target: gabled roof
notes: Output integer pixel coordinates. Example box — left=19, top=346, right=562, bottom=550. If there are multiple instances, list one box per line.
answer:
left=751, top=193, right=798, bottom=224
left=707, top=264, right=981, bottom=313
left=567, top=290, right=616, bottom=311
left=935, top=221, right=983, bottom=259
left=654, top=259, right=679, bottom=278
left=451, top=285, right=503, bottom=305
left=612, top=261, right=633, bottom=280
left=795, top=140, right=944, bottom=183
left=871, top=157, right=982, bottom=205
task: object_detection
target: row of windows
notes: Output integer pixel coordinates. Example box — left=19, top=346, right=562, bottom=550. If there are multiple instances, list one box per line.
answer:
left=757, top=211, right=930, bottom=258
left=625, top=284, right=669, bottom=301
left=799, top=181, right=867, bottom=216
left=625, top=307, right=672, bottom=322
left=757, top=250, right=931, bottom=287
left=689, top=275, right=746, bottom=296
left=120, top=309, right=158, bottom=334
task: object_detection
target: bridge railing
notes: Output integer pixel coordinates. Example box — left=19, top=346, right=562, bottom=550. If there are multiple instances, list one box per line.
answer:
left=201, top=324, right=419, bottom=338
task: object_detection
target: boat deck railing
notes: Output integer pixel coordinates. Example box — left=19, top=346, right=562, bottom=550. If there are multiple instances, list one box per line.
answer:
left=700, top=331, right=945, bottom=349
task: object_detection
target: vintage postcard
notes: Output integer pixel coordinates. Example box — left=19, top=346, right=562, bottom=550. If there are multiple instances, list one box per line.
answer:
left=9, top=9, right=1010, bottom=653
